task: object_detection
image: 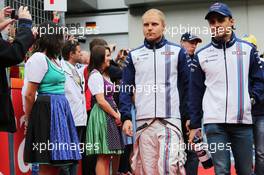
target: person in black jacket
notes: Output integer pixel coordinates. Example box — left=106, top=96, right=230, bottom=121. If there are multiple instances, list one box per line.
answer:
left=180, top=32, right=202, bottom=175
left=0, top=6, right=34, bottom=133
left=242, top=34, right=264, bottom=175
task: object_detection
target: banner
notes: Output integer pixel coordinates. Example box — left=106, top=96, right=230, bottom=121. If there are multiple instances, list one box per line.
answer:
left=0, top=89, right=31, bottom=175
left=0, top=133, right=10, bottom=175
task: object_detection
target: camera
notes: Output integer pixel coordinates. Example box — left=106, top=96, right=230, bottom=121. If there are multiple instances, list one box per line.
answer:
left=77, top=36, right=86, bottom=43
left=192, top=135, right=213, bottom=169
left=121, top=49, right=128, bottom=56
left=11, top=10, right=18, bottom=20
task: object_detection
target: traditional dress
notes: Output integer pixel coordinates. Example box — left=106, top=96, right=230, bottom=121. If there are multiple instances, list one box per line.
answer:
left=24, top=52, right=81, bottom=165
left=86, top=69, right=124, bottom=155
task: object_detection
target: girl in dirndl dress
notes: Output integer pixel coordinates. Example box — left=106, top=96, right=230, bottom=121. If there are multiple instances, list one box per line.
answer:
left=86, top=45, right=124, bottom=175
left=24, top=22, right=81, bottom=175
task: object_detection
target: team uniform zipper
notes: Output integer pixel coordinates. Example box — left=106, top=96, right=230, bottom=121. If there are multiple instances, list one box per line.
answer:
left=153, top=45, right=157, bottom=118
left=223, top=43, right=228, bottom=122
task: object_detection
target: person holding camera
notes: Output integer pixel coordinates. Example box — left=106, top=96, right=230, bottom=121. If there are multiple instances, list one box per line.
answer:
left=180, top=32, right=202, bottom=175
left=0, top=6, right=33, bottom=133
left=112, top=48, right=129, bottom=69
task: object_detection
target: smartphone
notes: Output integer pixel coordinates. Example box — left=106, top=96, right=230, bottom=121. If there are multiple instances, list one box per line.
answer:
left=11, top=10, right=18, bottom=20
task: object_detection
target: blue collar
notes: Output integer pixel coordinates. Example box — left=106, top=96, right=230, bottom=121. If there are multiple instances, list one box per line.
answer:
left=144, top=36, right=167, bottom=49
left=211, top=32, right=237, bottom=49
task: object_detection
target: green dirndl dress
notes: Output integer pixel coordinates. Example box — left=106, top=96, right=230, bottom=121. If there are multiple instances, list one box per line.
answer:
left=86, top=104, right=123, bottom=155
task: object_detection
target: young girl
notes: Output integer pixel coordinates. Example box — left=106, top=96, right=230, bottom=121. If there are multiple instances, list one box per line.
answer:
left=86, top=45, right=124, bottom=175
left=24, top=21, right=81, bottom=175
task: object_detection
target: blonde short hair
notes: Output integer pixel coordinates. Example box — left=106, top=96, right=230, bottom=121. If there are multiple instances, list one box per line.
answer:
left=142, top=9, right=166, bottom=26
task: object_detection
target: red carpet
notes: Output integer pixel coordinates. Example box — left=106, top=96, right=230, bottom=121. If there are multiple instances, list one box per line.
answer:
left=198, top=166, right=236, bottom=175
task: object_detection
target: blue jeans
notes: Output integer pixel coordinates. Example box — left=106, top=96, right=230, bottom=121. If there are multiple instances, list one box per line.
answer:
left=253, top=116, right=264, bottom=175
left=204, top=123, right=253, bottom=175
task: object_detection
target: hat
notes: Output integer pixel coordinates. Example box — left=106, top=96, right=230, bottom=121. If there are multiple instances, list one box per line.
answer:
left=205, top=2, right=232, bottom=20
left=242, top=34, right=257, bottom=47
left=181, top=32, right=202, bottom=43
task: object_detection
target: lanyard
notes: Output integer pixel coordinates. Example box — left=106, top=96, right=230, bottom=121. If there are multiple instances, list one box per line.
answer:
left=65, top=62, right=83, bottom=93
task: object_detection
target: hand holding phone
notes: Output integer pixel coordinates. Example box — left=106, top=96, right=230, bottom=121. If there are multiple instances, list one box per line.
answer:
left=11, top=9, right=18, bottom=20
left=0, top=6, right=15, bottom=31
